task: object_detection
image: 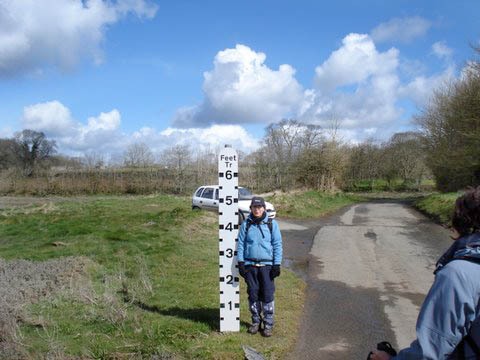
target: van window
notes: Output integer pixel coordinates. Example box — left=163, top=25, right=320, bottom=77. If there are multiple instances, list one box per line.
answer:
left=215, top=188, right=219, bottom=200
left=239, top=187, right=253, bottom=200
left=195, top=187, right=204, bottom=197
left=201, top=187, right=214, bottom=199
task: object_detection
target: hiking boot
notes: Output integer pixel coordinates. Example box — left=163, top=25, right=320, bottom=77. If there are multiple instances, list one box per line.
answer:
left=248, top=323, right=260, bottom=334
left=262, top=327, right=273, bottom=337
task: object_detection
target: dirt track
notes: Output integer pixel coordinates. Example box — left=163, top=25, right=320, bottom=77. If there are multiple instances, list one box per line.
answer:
left=280, top=201, right=452, bottom=359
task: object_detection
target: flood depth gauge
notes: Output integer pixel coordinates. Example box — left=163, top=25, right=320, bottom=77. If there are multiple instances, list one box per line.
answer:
left=218, top=145, right=240, bottom=332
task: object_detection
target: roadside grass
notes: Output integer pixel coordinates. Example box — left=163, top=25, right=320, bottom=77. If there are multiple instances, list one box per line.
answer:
left=414, top=192, right=460, bottom=225
left=345, top=178, right=435, bottom=192
left=268, top=190, right=363, bottom=219
left=0, top=195, right=304, bottom=359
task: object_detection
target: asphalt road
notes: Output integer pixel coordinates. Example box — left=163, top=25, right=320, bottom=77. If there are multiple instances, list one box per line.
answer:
left=278, top=200, right=452, bottom=359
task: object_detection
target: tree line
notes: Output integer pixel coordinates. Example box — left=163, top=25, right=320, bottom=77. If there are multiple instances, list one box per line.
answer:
left=0, top=124, right=431, bottom=195
left=1, top=49, right=478, bottom=195
left=244, top=120, right=428, bottom=193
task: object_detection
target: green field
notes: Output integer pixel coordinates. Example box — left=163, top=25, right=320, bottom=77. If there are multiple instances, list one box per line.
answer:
left=0, top=195, right=305, bottom=359
left=414, top=192, right=460, bottom=225
left=268, top=190, right=362, bottom=219
left=345, top=178, right=435, bottom=192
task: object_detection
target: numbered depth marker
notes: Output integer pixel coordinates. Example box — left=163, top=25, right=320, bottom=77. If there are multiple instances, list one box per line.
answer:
left=218, top=146, right=240, bottom=332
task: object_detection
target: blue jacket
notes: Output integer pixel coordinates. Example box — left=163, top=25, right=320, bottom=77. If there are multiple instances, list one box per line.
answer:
left=237, top=213, right=282, bottom=266
left=395, top=232, right=480, bottom=359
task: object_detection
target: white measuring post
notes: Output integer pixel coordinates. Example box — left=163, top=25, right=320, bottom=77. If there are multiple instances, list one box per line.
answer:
left=218, top=145, right=240, bottom=332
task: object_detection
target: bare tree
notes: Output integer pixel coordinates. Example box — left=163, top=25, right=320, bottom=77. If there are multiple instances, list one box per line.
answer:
left=82, top=152, right=106, bottom=169
left=0, top=138, right=17, bottom=170
left=12, top=129, right=56, bottom=176
left=192, top=146, right=217, bottom=185
left=123, top=142, right=155, bottom=168
left=160, top=144, right=193, bottom=193
left=262, top=119, right=323, bottom=190
left=294, top=139, right=348, bottom=191
left=382, top=132, right=427, bottom=187
left=345, top=140, right=383, bottom=190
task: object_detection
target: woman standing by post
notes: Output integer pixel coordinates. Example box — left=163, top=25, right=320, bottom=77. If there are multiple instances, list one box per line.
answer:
left=237, top=196, right=282, bottom=337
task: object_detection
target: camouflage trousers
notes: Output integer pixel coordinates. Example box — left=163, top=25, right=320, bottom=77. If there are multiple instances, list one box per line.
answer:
left=249, top=300, right=275, bottom=329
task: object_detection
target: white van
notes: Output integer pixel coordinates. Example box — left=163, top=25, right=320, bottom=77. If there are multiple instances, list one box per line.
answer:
left=191, top=185, right=276, bottom=223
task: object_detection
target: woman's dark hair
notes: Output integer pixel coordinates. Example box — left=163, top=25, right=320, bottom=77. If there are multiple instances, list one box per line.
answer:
left=452, top=186, right=480, bottom=236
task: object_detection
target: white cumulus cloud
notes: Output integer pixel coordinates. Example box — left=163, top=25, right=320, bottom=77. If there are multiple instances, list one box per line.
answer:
left=0, top=0, right=158, bottom=77
left=19, top=101, right=260, bottom=155
left=301, top=33, right=401, bottom=138
left=22, top=101, right=76, bottom=136
left=171, top=36, right=457, bottom=143
left=314, top=33, right=399, bottom=91
left=399, top=65, right=455, bottom=107
left=172, top=44, right=303, bottom=128
left=21, top=101, right=123, bottom=153
left=371, top=16, right=431, bottom=44
left=74, top=110, right=123, bottom=151
left=146, top=125, right=260, bottom=153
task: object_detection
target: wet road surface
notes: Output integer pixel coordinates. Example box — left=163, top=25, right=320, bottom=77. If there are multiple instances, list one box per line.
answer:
left=278, top=200, right=452, bottom=359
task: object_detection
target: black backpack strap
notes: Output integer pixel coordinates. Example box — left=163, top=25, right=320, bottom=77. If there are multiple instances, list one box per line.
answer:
left=267, top=218, right=273, bottom=234
left=245, top=218, right=273, bottom=235
left=458, top=333, right=480, bottom=358
left=466, top=333, right=480, bottom=356
left=245, top=219, right=253, bottom=233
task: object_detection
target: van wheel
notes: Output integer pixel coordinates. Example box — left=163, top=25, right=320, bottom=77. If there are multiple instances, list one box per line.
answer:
left=192, top=206, right=201, bottom=211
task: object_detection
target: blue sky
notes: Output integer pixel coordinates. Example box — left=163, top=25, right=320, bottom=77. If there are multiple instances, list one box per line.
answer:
left=0, top=0, right=479, bottom=159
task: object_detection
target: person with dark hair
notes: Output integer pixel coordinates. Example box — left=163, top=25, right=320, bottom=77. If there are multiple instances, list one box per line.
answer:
left=237, top=196, right=282, bottom=337
left=369, top=186, right=480, bottom=359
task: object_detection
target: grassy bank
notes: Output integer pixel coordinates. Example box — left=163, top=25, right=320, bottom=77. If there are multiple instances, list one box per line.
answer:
left=268, top=190, right=363, bottom=219
left=414, top=192, right=460, bottom=225
left=344, top=178, right=435, bottom=192
left=0, top=195, right=304, bottom=359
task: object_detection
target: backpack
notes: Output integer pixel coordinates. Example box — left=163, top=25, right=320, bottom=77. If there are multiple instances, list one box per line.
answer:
left=245, top=217, right=273, bottom=235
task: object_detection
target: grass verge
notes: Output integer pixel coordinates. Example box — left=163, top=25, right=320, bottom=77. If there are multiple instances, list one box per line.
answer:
left=413, top=192, right=460, bottom=225
left=268, top=190, right=363, bottom=219
left=0, top=195, right=304, bottom=359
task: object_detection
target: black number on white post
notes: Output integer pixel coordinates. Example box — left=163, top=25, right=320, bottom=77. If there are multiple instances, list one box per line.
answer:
left=218, top=146, right=240, bottom=332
